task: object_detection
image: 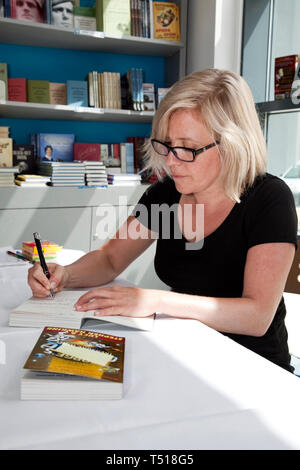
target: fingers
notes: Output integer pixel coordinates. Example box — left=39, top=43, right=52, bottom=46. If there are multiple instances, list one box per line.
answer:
left=74, top=287, right=120, bottom=312
left=28, top=262, right=64, bottom=298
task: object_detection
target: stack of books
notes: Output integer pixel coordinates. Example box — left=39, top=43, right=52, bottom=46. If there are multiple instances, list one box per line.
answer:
left=22, top=241, right=62, bottom=262
left=0, top=167, right=17, bottom=187
left=107, top=173, right=141, bottom=186
left=38, top=162, right=85, bottom=187
left=84, top=161, right=108, bottom=187
left=21, top=326, right=125, bottom=401
left=15, top=174, right=51, bottom=187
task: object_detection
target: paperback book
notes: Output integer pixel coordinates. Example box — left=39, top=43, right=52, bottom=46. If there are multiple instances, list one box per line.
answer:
left=21, top=326, right=125, bottom=400
left=10, top=282, right=155, bottom=331
left=13, top=144, right=36, bottom=174
left=0, top=137, right=13, bottom=167
left=153, top=1, right=180, bottom=42
left=32, top=133, right=75, bottom=162
left=96, top=0, right=131, bottom=36
left=8, top=78, right=27, bottom=102
left=274, top=55, right=298, bottom=100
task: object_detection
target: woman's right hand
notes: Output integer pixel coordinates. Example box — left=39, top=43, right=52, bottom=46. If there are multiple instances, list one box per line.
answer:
left=27, top=262, right=69, bottom=298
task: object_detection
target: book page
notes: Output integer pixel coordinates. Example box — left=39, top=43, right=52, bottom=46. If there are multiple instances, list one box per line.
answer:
left=13, top=285, right=155, bottom=331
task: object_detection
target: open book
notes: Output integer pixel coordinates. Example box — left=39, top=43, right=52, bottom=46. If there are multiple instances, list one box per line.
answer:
left=10, top=280, right=155, bottom=331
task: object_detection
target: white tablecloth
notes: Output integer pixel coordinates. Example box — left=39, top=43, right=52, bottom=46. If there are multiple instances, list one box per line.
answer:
left=1, top=251, right=300, bottom=450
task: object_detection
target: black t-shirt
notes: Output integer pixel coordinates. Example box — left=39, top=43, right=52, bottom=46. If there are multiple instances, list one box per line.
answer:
left=133, top=173, right=298, bottom=372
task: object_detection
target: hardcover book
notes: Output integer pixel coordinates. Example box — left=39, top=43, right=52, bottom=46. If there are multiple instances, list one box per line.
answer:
left=96, top=0, right=131, bottom=36
left=153, top=1, right=180, bottom=41
left=27, top=80, right=50, bottom=104
left=49, top=82, right=67, bottom=105
left=73, top=142, right=101, bottom=161
left=67, top=80, right=88, bottom=107
left=0, top=137, right=13, bottom=167
left=275, top=55, right=298, bottom=100
left=74, top=6, right=96, bottom=30
left=13, top=144, right=36, bottom=174
left=8, top=78, right=27, bottom=102
left=21, top=326, right=125, bottom=400
left=37, top=133, right=75, bottom=162
left=10, top=283, right=155, bottom=331
left=10, top=0, right=44, bottom=23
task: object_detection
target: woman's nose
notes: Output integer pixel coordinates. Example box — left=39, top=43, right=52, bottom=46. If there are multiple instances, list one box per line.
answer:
left=165, top=150, right=180, bottom=167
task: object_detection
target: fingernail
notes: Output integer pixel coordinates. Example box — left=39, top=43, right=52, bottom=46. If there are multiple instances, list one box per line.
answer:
left=50, top=282, right=56, bottom=288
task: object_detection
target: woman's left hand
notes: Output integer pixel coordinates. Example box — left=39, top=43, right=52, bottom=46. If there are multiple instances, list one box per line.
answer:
left=74, top=285, right=156, bottom=318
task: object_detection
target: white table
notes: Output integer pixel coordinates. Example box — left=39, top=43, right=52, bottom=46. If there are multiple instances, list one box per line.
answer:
left=1, top=251, right=300, bottom=450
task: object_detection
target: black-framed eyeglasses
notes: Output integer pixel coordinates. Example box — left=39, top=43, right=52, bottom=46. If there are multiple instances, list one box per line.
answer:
left=151, top=139, right=219, bottom=162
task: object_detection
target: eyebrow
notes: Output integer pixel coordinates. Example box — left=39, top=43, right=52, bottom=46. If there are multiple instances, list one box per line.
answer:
left=165, top=137, right=205, bottom=146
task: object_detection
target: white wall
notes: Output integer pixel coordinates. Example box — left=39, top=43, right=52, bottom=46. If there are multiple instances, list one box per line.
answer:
left=186, top=0, right=244, bottom=75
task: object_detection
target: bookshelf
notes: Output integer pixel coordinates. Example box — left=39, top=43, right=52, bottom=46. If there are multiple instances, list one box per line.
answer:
left=0, top=3, right=187, bottom=286
left=0, top=100, right=155, bottom=122
left=0, top=1, right=187, bottom=141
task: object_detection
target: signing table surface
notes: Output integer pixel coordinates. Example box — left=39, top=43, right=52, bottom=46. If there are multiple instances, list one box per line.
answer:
left=1, top=252, right=300, bottom=450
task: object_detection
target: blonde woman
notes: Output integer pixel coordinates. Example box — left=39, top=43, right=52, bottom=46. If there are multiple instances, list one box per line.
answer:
left=28, top=69, right=298, bottom=372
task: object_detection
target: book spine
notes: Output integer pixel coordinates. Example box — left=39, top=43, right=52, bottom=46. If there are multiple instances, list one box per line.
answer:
left=0, top=62, right=8, bottom=100
left=87, top=72, right=94, bottom=107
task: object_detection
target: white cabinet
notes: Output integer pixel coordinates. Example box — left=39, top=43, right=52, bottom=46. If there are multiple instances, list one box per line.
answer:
left=0, top=207, right=92, bottom=252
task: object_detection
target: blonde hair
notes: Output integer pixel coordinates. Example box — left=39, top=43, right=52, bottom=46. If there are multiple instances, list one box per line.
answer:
left=144, top=69, right=267, bottom=202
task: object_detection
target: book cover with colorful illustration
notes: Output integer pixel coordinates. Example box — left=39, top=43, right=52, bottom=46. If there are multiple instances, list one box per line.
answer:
left=23, top=326, right=125, bottom=383
left=153, top=2, right=180, bottom=42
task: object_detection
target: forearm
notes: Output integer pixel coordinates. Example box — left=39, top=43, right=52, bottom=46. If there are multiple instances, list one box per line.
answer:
left=153, top=290, right=271, bottom=337
left=64, top=248, right=117, bottom=288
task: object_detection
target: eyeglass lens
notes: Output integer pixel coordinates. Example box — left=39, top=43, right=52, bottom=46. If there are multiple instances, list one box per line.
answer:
left=152, top=141, right=194, bottom=162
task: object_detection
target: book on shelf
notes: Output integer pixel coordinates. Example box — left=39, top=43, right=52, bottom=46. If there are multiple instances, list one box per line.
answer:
left=0, top=166, right=17, bottom=187
left=27, top=79, right=50, bottom=104
left=38, top=161, right=85, bottom=186
left=21, top=326, right=125, bottom=400
left=274, top=55, right=299, bottom=100
left=120, top=141, right=134, bottom=173
left=99, top=143, right=121, bottom=167
left=121, top=68, right=144, bottom=111
left=143, top=82, right=155, bottom=111
left=126, top=136, right=146, bottom=175
left=157, top=87, right=170, bottom=104
left=15, top=174, right=51, bottom=187
left=131, top=0, right=153, bottom=38
left=31, top=133, right=75, bottom=162
left=84, top=160, right=108, bottom=187
left=107, top=173, right=141, bottom=186
left=0, top=126, right=10, bottom=138
left=0, top=62, right=8, bottom=100
left=0, top=137, right=13, bottom=167
left=67, top=80, right=88, bottom=107
left=96, top=0, right=131, bottom=36
left=13, top=144, right=36, bottom=174
left=8, top=78, right=27, bottom=102
left=49, top=0, right=74, bottom=29
left=49, top=82, right=67, bottom=105
left=73, top=142, right=101, bottom=161
left=10, top=0, right=44, bottom=23
left=10, top=283, right=155, bottom=331
left=0, top=0, right=4, bottom=17
left=74, top=6, right=96, bottom=30
left=153, top=1, right=180, bottom=41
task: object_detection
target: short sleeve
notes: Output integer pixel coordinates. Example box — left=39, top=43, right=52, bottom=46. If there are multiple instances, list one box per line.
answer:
left=244, top=176, right=298, bottom=250
left=132, top=177, right=178, bottom=233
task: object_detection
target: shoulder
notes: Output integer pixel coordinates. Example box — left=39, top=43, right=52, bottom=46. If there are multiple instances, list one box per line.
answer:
left=242, top=172, right=295, bottom=205
left=138, top=176, right=178, bottom=206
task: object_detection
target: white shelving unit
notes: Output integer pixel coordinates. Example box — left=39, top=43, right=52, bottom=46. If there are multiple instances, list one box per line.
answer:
left=0, top=100, right=155, bottom=122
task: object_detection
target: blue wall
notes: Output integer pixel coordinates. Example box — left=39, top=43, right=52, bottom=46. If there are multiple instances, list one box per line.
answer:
left=0, top=43, right=165, bottom=144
